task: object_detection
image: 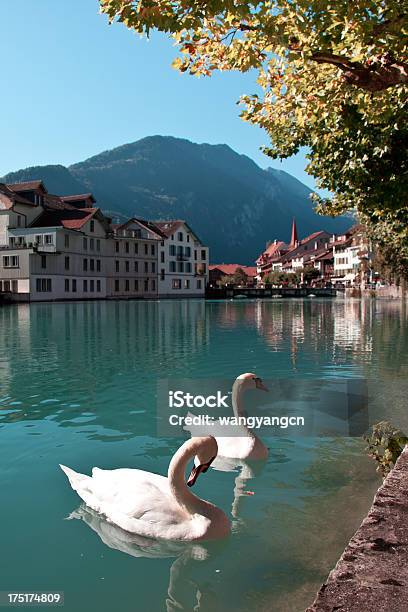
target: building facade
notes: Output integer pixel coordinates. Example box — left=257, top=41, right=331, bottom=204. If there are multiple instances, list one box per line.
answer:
left=153, top=221, right=208, bottom=298
left=0, top=181, right=209, bottom=302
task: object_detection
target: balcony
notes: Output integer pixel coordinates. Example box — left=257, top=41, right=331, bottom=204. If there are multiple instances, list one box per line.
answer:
left=176, top=254, right=189, bottom=261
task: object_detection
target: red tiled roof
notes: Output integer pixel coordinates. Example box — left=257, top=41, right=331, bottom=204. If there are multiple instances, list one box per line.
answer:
left=209, top=264, right=257, bottom=277
left=0, top=183, right=37, bottom=207
left=31, top=207, right=98, bottom=230
left=7, top=180, right=47, bottom=193
left=153, top=220, right=185, bottom=237
left=256, top=240, right=289, bottom=263
left=114, top=218, right=168, bottom=239
left=60, top=193, right=96, bottom=204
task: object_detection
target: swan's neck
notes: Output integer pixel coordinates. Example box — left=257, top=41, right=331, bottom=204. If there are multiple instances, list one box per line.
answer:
left=231, top=380, right=256, bottom=437
left=168, top=442, right=215, bottom=517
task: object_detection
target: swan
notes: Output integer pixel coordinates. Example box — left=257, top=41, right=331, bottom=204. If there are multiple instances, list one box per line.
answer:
left=184, top=373, right=269, bottom=461
left=60, top=436, right=230, bottom=541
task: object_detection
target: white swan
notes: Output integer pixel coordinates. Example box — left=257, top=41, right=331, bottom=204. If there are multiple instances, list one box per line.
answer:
left=60, top=436, right=230, bottom=541
left=185, top=373, right=269, bottom=460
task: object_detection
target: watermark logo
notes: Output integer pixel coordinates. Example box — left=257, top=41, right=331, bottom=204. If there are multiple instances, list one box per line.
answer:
left=169, top=390, right=230, bottom=409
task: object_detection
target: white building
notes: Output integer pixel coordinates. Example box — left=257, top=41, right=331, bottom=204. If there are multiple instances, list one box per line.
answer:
left=0, top=182, right=209, bottom=302
left=153, top=221, right=208, bottom=298
left=332, top=226, right=370, bottom=287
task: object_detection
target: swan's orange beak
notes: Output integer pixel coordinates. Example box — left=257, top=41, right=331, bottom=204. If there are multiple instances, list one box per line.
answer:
left=187, top=456, right=216, bottom=487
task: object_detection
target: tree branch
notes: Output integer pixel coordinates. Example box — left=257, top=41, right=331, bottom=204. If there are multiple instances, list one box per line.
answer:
left=311, top=52, right=408, bottom=91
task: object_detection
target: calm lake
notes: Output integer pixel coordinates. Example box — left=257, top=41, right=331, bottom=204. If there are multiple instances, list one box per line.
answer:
left=1, top=298, right=407, bottom=612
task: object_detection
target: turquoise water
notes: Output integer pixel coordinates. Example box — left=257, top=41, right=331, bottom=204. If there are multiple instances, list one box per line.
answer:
left=1, top=298, right=407, bottom=612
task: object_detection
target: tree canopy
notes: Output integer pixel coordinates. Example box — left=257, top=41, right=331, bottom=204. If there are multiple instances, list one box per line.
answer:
left=100, top=0, right=408, bottom=275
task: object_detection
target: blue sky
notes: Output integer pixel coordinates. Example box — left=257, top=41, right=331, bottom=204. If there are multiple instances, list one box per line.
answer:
left=0, top=0, right=314, bottom=188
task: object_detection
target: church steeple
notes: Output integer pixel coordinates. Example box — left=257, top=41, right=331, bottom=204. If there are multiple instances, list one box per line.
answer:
left=290, top=218, right=298, bottom=247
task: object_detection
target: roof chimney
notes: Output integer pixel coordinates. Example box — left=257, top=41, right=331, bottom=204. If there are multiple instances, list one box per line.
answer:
left=290, top=218, right=298, bottom=247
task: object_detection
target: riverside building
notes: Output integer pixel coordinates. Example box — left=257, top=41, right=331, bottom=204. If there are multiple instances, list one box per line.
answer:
left=0, top=181, right=208, bottom=302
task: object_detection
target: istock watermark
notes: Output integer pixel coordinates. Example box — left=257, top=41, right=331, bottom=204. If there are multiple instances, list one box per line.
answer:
left=156, top=377, right=370, bottom=438
left=169, top=390, right=230, bottom=409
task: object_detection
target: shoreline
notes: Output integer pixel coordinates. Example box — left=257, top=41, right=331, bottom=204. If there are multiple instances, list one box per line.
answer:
left=306, top=447, right=408, bottom=611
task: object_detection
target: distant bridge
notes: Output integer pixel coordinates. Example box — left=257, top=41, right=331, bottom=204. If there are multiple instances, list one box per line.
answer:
left=205, top=286, right=338, bottom=299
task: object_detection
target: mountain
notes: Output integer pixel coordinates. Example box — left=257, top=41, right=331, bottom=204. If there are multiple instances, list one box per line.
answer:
left=1, top=136, right=351, bottom=263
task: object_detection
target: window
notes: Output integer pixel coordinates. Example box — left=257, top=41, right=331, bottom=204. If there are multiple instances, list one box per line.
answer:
left=17, top=215, right=21, bottom=227
left=96, top=239, right=100, bottom=251
left=125, top=242, right=129, bottom=253
left=178, top=232, right=183, bottom=241
left=184, top=279, right=190, bottom=289
left=150, top=244, right=155, bottom=255
left=197, top=279, right=202, bottom=289
left=115, top=242, right=119, bottom=253
left=134, top=279, right=139, bottom=292
left=65, top=279, right=70, bottom=292
left=134, top=261, right=138, bottom=272
left=115, top=260, right=119, bottom=273
left=41, top=255, right=47, bottom=269
left=172, top=279, right=181, bottom=290
left=125, top=279, right=130, bottom=292
left=185, top=246, right=191, bottom=257
left=3, top=281, right=10, bottom=292
left=83, top=259, right=88, bottom=271
left=45, top=234, right=53, bottom=245
left=125, top=261, right=129, bottom=272
left=83, top=280, right=88, bottom=292
left=90, top=280, right=95, bottom=292
left=134, top=243, right=139, bottom=254
left=144, top=279, right=149, bottom=292
left=97, top=280, right=101, bottom=292
left=160, top=269, right=165, bottom=281
left=201, top=249, right=206, bottom=260
left=97, top=260, right=101, bottom=272
left=187, top=234, right=190, bottom=243
left=170, top=261, right=176, bottom=272
left=90, top=238, right=94, bottom=250
left=90, top=220, right=95, bottom=232
left=90, top=259, right=95, bottom=272
left=151, top=279, right=156, bottom=291
left=160, top=251, right=165, bottom=263
left=194, top=250, right=197, bottom=260
left=177, top=262, right=183, bottom=273
left=115, top=279, right=120, bottom=292
left=144, top=243, right=148, bottom=255
left=72, top=279, right=77, bottom=293
left=144, top=262, right=148, bottom=273
left=83, top=237, right=87, bottom=250
left=170, top=245, right=176, bottom=256
left=177, top=245, right=183, bottom=256
left=171, top=234, right=174, bottom=240
left=3, top=255, right=19, bottom=268
left=64, top=234, right=70, bottom=248
left=35, top=235, right=43, bottom=245
left=151, top=262, right=155, bottom=273
left=186, top=262, right=192, bottom=273
left=36, top=278, right=52, bottom=292
left=11, top=280, right=18, bottom=293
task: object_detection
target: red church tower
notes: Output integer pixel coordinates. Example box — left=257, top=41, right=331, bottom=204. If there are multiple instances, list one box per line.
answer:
left=290, top=218, right=298, bottom=247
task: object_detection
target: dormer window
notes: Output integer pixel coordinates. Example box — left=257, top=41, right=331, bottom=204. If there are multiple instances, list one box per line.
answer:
left=178, top=232, right=183, bottom=241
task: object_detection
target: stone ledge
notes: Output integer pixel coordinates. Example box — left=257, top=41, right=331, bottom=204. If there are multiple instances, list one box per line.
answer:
left=306, top=446, right=408, bottom=612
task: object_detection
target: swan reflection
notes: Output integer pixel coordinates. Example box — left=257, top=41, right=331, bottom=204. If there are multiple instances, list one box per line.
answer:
left=69, top=504, right=215, bottom=611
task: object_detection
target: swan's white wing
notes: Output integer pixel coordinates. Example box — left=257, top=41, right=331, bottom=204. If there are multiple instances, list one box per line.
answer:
left=60, top=465, right=188, bottom=537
